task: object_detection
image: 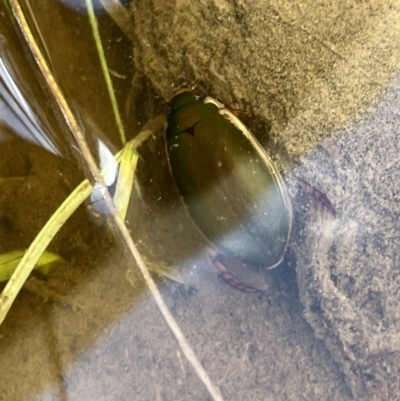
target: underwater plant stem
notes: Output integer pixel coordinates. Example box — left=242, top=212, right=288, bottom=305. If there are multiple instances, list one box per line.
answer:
left=0, top=180, right=92, bottom=324
left=119, top=210, right=224, bottom=401
left=85, top=0, right=127, bottom=146
left=7, top=0, right=102, bottom=185
left=6, top=3, right=223, bottom=399
left=0, top=125, right=153, bottom=324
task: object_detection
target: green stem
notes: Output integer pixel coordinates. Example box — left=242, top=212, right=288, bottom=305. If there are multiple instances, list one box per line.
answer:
left=85, top=0, right=127, bottom=145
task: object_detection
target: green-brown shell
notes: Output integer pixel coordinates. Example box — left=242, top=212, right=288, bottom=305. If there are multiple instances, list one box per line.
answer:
left=166, top=92, right=292, bottom=269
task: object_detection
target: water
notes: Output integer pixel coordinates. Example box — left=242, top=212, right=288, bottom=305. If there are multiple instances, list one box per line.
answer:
left=2, top=1, right=400, bottom=401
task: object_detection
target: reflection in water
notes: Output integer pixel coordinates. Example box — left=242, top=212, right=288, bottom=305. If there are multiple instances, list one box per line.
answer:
left=0, top=56, right=59, bottom=154
left=55, top=0, right=132, bottom=15
left=89, top=138, right=119, bottom=215
left=0, top=53, right=118, bottom=215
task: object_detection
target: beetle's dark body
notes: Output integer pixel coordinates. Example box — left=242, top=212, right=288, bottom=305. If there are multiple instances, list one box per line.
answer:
left=165, top=91, right=331, bottom=292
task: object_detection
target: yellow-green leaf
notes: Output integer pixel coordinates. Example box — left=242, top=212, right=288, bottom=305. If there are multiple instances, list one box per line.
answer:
left=0, top=250, right=66, bottom=282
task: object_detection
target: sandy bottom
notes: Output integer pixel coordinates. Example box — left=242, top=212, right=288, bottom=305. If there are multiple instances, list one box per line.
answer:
left=0, top=132, right=352, bottom=401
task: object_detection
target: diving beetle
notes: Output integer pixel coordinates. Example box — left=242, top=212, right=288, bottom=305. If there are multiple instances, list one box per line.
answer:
left=165, top=91, right=333, bottom=292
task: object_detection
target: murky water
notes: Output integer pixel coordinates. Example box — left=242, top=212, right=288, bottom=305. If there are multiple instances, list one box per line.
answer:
left=1, top=1, right=400, bottom=401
